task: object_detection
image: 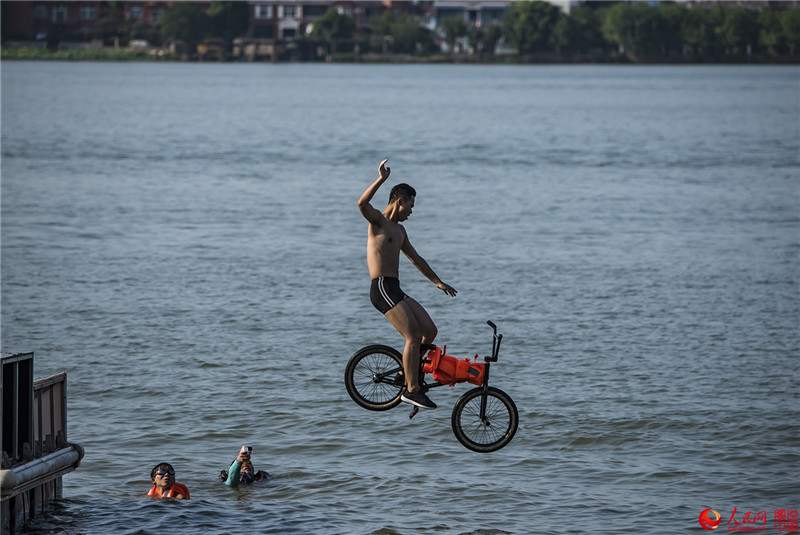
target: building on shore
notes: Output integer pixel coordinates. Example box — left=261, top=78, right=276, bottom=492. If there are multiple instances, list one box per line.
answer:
left=0, top=1, right=579, bottom=49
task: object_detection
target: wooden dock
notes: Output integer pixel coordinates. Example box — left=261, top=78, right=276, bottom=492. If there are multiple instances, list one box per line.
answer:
left=1, top=352, right=84, bottom=535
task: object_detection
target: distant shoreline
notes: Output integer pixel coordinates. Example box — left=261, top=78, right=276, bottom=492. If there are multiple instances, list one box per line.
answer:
left=2, top=47, right=798, bottom=65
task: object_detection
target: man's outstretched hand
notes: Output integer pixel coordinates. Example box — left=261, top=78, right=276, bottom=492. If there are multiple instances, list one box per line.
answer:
left=437, top=282, right=457, bottom=297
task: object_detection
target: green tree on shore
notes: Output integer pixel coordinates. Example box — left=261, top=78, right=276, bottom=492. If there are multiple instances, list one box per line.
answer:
left=605, top=3, right=690, bottom=57
left=718, top=6, right=759, bottom=56
left=128, top=19, right=161, bottom=46
left=441, top=15, right=468, bottom=52
left=310, top=8, right=355, bottom=60
left=92, top=2, right=125, bottom=46
left=369, top=11, right=434, bottom=55
left=602, top=2, right=674, bottom=56
left=160, top=3, right=212, bottom=50
left=779, top=8, right=800, bottom=55
left=479, top=24, right=504, bottom=55
left=682, top=6, right=718, bottom=59
left=6, top=0, right=800, bottom=63
left=503, top=0, right=562, bottom=54
left=207, top=1, right=249, bottom=45
left=554, top=5, right=608, bottom=57
left=758, top=8, right=783, bottom=57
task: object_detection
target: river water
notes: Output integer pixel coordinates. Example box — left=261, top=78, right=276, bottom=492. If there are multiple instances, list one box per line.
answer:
left=1, top=61, right=798, bottom=534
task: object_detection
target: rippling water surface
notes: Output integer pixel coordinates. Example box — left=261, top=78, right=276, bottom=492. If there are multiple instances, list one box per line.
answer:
left=2, top=62, right=798, bottom=534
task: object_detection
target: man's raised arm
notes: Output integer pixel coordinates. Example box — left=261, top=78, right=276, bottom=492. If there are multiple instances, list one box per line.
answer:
left=358, top=159, right=391, bottom=224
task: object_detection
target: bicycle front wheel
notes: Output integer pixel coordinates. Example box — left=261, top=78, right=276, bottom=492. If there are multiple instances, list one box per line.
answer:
left=344, top=345, right=404, bottom=411
left=451, top=386, right=519, bottom=453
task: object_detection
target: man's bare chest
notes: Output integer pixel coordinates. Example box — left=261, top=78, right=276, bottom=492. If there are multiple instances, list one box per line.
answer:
left=369, top=223, right=404, bottom=249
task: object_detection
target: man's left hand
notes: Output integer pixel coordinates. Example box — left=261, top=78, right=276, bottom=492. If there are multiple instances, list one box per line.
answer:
left=437, top=282, right=457, bottom=297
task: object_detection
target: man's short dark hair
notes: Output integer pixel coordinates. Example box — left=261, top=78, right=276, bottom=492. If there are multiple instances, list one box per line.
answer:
left=389, top=183, right=416, bottom=203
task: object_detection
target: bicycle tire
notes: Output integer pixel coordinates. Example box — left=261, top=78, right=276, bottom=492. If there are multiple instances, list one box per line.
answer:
left=451, top=386, right=518, bottom=453
left=344, top=345, right=404, bottom=411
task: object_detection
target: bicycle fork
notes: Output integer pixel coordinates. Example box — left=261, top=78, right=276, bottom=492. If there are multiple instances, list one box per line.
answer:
left=478, top=322, right=501, bottom=425
left=478, top=361, right=492, bottom=425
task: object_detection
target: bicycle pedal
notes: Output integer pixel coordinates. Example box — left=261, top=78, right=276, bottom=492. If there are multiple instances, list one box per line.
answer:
left=409, top=407, right=419, bottom=420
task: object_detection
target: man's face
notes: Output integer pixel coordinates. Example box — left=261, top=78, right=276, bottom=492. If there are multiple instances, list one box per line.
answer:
left=398, top=196, right=415, bottom=222
left=152, top=466, right=175, bottom=488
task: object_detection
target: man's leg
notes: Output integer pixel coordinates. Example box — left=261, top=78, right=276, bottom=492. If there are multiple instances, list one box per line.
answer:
left=403, top=297, right=437, bottom=346
left=385, top=298, right=438, bottom=409
left=384, top=300, right=423, bottom=391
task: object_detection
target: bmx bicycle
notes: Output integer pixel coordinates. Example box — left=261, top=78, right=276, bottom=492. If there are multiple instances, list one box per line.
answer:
left=344, top=321, right=518, bottom=453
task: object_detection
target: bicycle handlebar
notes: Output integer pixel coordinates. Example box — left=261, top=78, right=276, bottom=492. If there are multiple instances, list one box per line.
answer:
left=487, top=321, right=502, bottom=362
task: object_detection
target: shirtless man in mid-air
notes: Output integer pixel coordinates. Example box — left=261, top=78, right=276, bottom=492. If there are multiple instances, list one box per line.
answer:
left=358, top=159, right=457, bottom=409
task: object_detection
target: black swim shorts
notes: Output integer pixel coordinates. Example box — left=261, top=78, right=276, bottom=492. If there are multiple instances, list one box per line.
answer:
left=370, top=276, right=408, bottom=314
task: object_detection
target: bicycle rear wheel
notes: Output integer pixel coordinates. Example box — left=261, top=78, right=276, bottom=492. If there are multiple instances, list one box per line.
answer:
left=451, top=386, right=518, bottom=453
left=344, top=345, right=404, bottom=411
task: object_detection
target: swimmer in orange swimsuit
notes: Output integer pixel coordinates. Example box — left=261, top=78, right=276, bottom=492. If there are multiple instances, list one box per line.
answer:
left=145, top=462, right=190, bottom=499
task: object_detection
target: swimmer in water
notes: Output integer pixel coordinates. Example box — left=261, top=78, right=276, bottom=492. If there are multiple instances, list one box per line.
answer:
left=220, top=446, right=270, bottom=486
left=145, top=462, right=190, bottom=499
